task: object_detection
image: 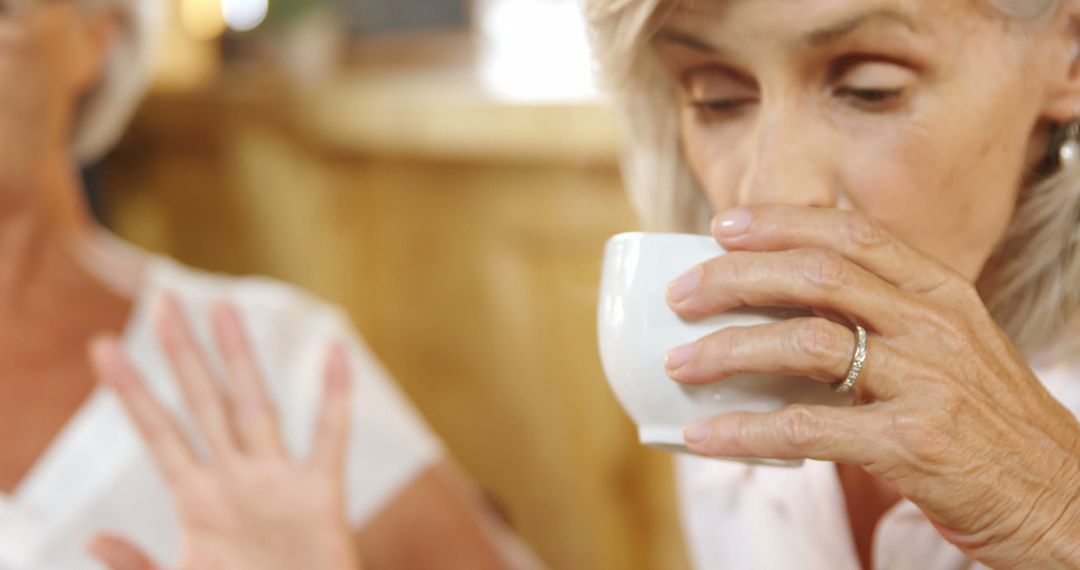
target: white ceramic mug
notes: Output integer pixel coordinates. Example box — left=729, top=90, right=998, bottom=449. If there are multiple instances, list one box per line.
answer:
left=597, top=232, right=851, bottom=463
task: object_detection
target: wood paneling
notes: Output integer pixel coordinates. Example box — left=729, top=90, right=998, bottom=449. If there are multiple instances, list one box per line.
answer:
left=98, top=81, right=690, bottom=570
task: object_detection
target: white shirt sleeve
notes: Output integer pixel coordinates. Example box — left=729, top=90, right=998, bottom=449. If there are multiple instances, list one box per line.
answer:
left=327, top=308, right=446, bottom=527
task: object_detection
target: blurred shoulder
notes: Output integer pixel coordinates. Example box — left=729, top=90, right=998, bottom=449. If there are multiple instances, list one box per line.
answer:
left=151, top=255, right=348, bottom=320
left=140, top=256, right=364, bottom=365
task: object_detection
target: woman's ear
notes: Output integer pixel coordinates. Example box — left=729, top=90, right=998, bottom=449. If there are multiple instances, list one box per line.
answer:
left=72, top=8, right=121, bottom=94
left=1042, top=3, right=1080, bottom=122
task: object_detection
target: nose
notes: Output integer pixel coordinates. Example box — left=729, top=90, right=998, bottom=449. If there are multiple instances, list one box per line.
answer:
left=736, top=106, right=839, bottom=208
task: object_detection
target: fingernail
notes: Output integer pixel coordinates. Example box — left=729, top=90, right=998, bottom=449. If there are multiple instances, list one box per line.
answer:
left=684, top=421, right=711, bottom=444
left=668, top=266, right=703, bottom=303
left=713, top=207, right=753, bottom=236
left=665, top=342, right=698, bottom=370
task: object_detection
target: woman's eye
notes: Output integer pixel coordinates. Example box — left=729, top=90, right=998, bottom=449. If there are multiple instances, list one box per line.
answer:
left=830, top=60, right=916, bottom=111
left=680, top=67, right=758, bottom=119
left=834, top=86, right=905, bottom=109
left=690, top=99, right=754, bottom=114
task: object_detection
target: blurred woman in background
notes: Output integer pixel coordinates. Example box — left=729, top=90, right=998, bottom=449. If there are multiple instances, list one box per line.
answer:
left=0, top=0, right=535, bottom=567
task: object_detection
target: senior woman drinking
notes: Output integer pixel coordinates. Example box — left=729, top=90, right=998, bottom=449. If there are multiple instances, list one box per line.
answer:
left=0, top=0, right=534, bottom=568
left=586, top=0, right=1080, bottom=568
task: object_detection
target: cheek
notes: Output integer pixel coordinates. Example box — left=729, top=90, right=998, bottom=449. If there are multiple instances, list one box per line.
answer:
left=682, top=110, right=1024, bottom=280
left=2, top=10, right=83, bottom=80
left=0, top=13, right=86, bottom=167
left=846, top=17, right=1037, bottom=278
left=0, top=24, right=37, bottom=83
left=0, top=38, right=45, bottom=127
left=0, top=15, right=78, bottom=117
left=839, top=119, right=1023, bottom=278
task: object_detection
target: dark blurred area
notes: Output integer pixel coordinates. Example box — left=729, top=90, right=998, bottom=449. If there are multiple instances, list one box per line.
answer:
left=340, top=0, right=467, bottom=34
left=90, top=1, right=688, bottom=568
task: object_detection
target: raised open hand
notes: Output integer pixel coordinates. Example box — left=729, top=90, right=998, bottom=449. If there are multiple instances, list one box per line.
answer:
left=87, top=293, right=360, bottom=570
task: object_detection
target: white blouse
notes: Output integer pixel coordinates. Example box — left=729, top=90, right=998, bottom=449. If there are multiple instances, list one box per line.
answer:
left=678, top=347, right=1080, bottom=569
left=0, top=256, right=443, bottom=569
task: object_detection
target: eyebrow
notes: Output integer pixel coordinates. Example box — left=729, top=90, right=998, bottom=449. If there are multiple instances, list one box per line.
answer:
left=655, top=29, right=722, bottom=54
left=805, top=8, right=924, bottom=46
left=655, top=8, right=925, bottom=54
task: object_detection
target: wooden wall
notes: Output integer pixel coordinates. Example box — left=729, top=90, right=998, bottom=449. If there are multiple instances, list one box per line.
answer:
left=96, top=74, right=691, bottom=570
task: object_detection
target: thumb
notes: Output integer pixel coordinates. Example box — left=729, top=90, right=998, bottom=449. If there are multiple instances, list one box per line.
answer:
left=87, top=533, right=162, bottom=570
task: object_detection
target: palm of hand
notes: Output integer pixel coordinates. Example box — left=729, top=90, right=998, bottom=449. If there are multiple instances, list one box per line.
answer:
left=174, top=459, right=353, bottom=570
left=89, top=297, right=360, bottom=570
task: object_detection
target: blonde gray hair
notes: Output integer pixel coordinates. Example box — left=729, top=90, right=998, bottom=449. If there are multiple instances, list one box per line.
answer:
left=74, top=0, right=163, bottom=164
left=586, top=0, right=1079, bottom=354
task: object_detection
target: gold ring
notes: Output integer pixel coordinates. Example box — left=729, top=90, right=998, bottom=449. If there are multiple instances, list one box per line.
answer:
left=833, top=325, right=867, bottom=394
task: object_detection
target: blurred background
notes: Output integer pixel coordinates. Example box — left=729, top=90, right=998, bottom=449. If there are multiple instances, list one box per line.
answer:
left=89, top=1, right=690, bottom=568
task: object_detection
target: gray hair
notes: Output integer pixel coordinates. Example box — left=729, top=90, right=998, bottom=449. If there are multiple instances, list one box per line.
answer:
left=74, top=0, right=163, bottom=164
left=586, top=0, right=1078, bottom=354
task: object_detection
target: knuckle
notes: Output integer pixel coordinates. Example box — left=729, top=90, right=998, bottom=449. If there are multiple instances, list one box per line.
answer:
left=792, top=319, right=841, bottom=362
left=716, top=252, right=751, bottom=283
left=688, top=254, right=752, bottom=316
left=778, top=405, right=823, bottom=450
left=842, top=212, right=888, bottom=251
left=893, top=413, right=934, bottom=453
left=892, top=401, right=952, bottom=464
left=802, top=249, right=847, bottom=290
left=699, top=330, right=748, bottom=378
left=709, top=329, right=741, bottom=362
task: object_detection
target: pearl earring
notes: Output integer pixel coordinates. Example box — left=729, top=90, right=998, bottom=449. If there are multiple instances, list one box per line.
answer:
left=1058, top=119, right=1080, bottom=169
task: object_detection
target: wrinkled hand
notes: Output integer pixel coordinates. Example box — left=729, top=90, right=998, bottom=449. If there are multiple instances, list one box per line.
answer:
left=665, top=205, right=1080, bottom=568
left=88, top=294, right=360, bottom=570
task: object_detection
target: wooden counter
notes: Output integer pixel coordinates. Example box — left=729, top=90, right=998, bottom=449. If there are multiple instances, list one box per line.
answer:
left=98, top=66, right=689, bottom=570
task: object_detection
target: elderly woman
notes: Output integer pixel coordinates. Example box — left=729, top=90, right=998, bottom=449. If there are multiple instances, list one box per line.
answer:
left=0, top=0, right=532, bottom=568
left=584, top=0, right=1080, bottom=568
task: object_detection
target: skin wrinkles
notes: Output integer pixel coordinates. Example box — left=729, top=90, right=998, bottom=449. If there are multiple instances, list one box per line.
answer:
left=658, top=0, right=1039, bottom=280
left=649, top=0, right=1080, bottom=568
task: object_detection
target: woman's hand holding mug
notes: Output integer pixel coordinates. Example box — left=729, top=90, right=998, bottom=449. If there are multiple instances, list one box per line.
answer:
left=665, top=205, right=1080, bottom=567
